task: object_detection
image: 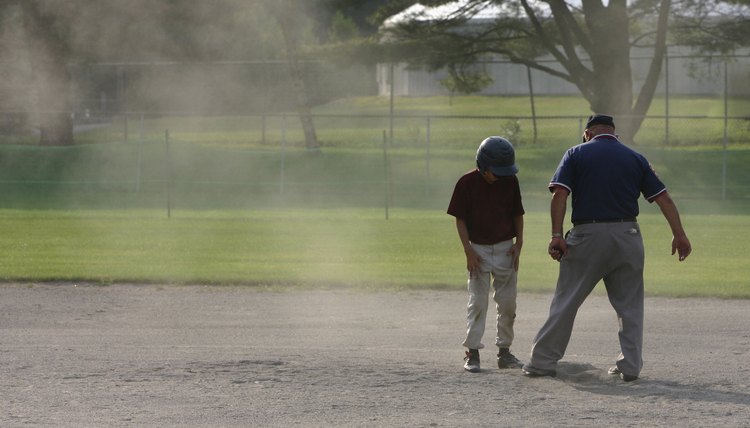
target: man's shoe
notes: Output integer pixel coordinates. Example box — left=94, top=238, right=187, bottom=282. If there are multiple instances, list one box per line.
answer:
left=464, top=349, right=480, bottom=373
left=608, top=366, right=638, bottom=382
left=521, top=363, right=557, bottom=377
left=497, top=348, right=522, bottom=369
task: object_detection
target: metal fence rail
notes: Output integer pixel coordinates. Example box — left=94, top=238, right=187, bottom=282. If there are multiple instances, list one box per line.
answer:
left=0, top=112, right=747, bottom=216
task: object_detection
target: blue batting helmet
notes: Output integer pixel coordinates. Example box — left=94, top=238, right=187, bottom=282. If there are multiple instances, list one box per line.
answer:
left=476, top=136, right=518, bottom=176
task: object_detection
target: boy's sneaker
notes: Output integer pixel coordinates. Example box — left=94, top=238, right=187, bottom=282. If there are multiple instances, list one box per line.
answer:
left=497, top=348, right=522, bottom=369
left=463, top=349, right=480, bottom=373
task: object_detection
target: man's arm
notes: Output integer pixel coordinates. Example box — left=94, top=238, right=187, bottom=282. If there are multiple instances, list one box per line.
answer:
left=455, top=218, right=482, bottom=276
left=652, top=192, right=692, bottom=261
left=549, top=186, right=569, bottom=261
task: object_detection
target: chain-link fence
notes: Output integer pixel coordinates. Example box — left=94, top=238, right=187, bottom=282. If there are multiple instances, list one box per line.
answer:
left=1, top=111, right=748, bottom=214
left=1, top=51, right=749, bottom=212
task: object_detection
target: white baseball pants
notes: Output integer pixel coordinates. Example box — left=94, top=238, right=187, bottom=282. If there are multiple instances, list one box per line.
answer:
left=462, top=239, right=518, bottom=350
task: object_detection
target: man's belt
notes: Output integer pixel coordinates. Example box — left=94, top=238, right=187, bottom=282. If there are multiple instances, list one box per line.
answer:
left=573, top=218, right=636, bottom=226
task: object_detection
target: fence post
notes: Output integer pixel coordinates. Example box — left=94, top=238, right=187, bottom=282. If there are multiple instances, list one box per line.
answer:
left=526, top=65, right=538, bottom=144
left=722, top=59, right=729, bottom=200
left=389, top=62, right=395, bottom=148
left=425, top=116, right=431, bottom=196
left=135, top=112, right=144, bottom=193
left=383, top=130, right=390, bottom=220
left=165, top=129, right=172, bottom=219
left=280, top=114, right=286, bottom=195
left=261, top=114, right=266, bottom=145
left=664, top=51, right=670, bottom=146
left=118, top=66, right=129, bottom=142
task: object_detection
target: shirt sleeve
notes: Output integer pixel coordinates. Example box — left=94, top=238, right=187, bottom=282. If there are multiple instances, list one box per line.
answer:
left=447, top=176, right=469, bottom=219
left=548, top=149, right=574, bottom=193
left=640, top=157, right=667, bottom=202
left=513, top=176, right=525, bottom=216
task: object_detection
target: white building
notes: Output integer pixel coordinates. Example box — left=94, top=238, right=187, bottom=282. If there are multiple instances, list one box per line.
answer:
left=378, top=2, right=750, bottom=97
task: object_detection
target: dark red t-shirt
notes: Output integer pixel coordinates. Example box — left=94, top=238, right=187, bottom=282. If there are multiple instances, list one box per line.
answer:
left=447, top=169, right=525, bottom=245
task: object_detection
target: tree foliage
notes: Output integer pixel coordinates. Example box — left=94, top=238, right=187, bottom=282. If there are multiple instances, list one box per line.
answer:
left=0, top=0, right=345, bottom=146
left=371, top=0, right=750, bottom=141
left=440, top=63, right=493, bottom=100
left=669, top=0, right=750, bottom=53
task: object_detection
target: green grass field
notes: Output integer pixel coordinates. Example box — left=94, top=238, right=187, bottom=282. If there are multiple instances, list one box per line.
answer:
left=0, top=208, right=746, bottom=298
left=1, top=95, right=748, bottom=296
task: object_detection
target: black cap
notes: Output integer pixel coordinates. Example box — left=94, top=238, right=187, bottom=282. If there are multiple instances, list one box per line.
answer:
left=585, top=114, right=615, bottom=129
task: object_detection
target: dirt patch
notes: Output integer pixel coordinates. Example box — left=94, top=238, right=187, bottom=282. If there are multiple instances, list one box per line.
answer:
left=0, top=283, right=748, bottom=427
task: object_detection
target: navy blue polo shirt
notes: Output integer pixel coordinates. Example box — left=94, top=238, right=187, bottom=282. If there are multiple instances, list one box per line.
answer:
left=549, top=134, right=666, bottom=223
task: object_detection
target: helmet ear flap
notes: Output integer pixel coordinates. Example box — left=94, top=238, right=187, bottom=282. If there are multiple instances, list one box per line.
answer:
left=476, top=151, right=489, bottom=173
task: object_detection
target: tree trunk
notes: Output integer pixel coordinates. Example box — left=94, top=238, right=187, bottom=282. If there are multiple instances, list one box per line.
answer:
left=21, top=1, right=75, bottom=146
left=630, top=0, right=671, bottom=141
left=576, top=0, right=670, bottom=143
left=582, top=0, right=637, bottom=142
left=270, top=0, right=320, bottom=151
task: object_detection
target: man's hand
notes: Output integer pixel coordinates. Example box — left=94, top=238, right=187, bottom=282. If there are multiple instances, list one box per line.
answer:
left=653, top=192, right=691, bottom=262
left=548, top=236, right=567, bottom=261
left=672, top=235, right=692, bottom=261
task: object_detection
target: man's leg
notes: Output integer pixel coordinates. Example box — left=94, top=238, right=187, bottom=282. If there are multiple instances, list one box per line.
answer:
left=526, top=226, right=608, bottom=373
left=604, top=224, right=645, bottom=378
left=526, top=264, right=599, bottom=371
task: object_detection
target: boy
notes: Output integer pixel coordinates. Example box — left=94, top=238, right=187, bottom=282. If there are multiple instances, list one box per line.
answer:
left=447, top=136, right=525, bottom=372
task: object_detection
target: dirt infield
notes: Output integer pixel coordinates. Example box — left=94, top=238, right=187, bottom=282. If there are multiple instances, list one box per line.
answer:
left=1, top=283, right=748, bottom=427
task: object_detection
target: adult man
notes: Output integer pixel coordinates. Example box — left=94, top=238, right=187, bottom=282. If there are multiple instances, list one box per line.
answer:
left=522, top=114, right=691, bottom=382
left=447, top=136, right=525, bottom=373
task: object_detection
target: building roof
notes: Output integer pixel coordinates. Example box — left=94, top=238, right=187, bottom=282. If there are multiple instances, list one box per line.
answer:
left=382, top=1, right=513, bottom=29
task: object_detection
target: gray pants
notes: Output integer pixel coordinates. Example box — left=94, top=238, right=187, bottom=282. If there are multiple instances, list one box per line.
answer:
left=529, top=222, right=644, bottom=377
left=462, top=239, right=517, bottom=350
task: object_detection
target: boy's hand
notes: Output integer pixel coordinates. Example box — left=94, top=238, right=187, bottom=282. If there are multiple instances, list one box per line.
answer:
left=465, top=247, right=482, bottom=276
left=508, top=242, right=522, bottom=272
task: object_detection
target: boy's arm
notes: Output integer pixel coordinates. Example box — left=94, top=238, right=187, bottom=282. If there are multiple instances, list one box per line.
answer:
left=509, top=215, right=523, bottom=272
left=455, top=218, right=481, bottom=276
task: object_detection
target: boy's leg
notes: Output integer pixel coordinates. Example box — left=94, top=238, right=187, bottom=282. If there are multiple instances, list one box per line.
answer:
left=488, top=240, right=521, bottom=368
left=490, top=240, right=517, bottom=349
left=493, top=269, right=517, bottom=349
left=494, top=269, right=521, bottom=368
left=462, top=244, right=492, bottom=350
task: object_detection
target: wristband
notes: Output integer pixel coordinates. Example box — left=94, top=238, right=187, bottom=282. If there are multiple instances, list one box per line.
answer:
left=551, top=232, right=563, bottom=238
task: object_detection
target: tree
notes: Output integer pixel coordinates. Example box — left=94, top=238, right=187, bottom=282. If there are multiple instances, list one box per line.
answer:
left=440, top=63, right=493, bottom=104
left=373, top=0, right=750, bottom=142
left=1, top=0, right=186, bottom=145
left=0, top=0, right=301, bottom=145
left=308, top=0, right=394, bottom=39
left=260, top=0, right=321, bottom=151
left=670, top=0, right=750, bottom=53
left=18, top=1, right=74, bottom=145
